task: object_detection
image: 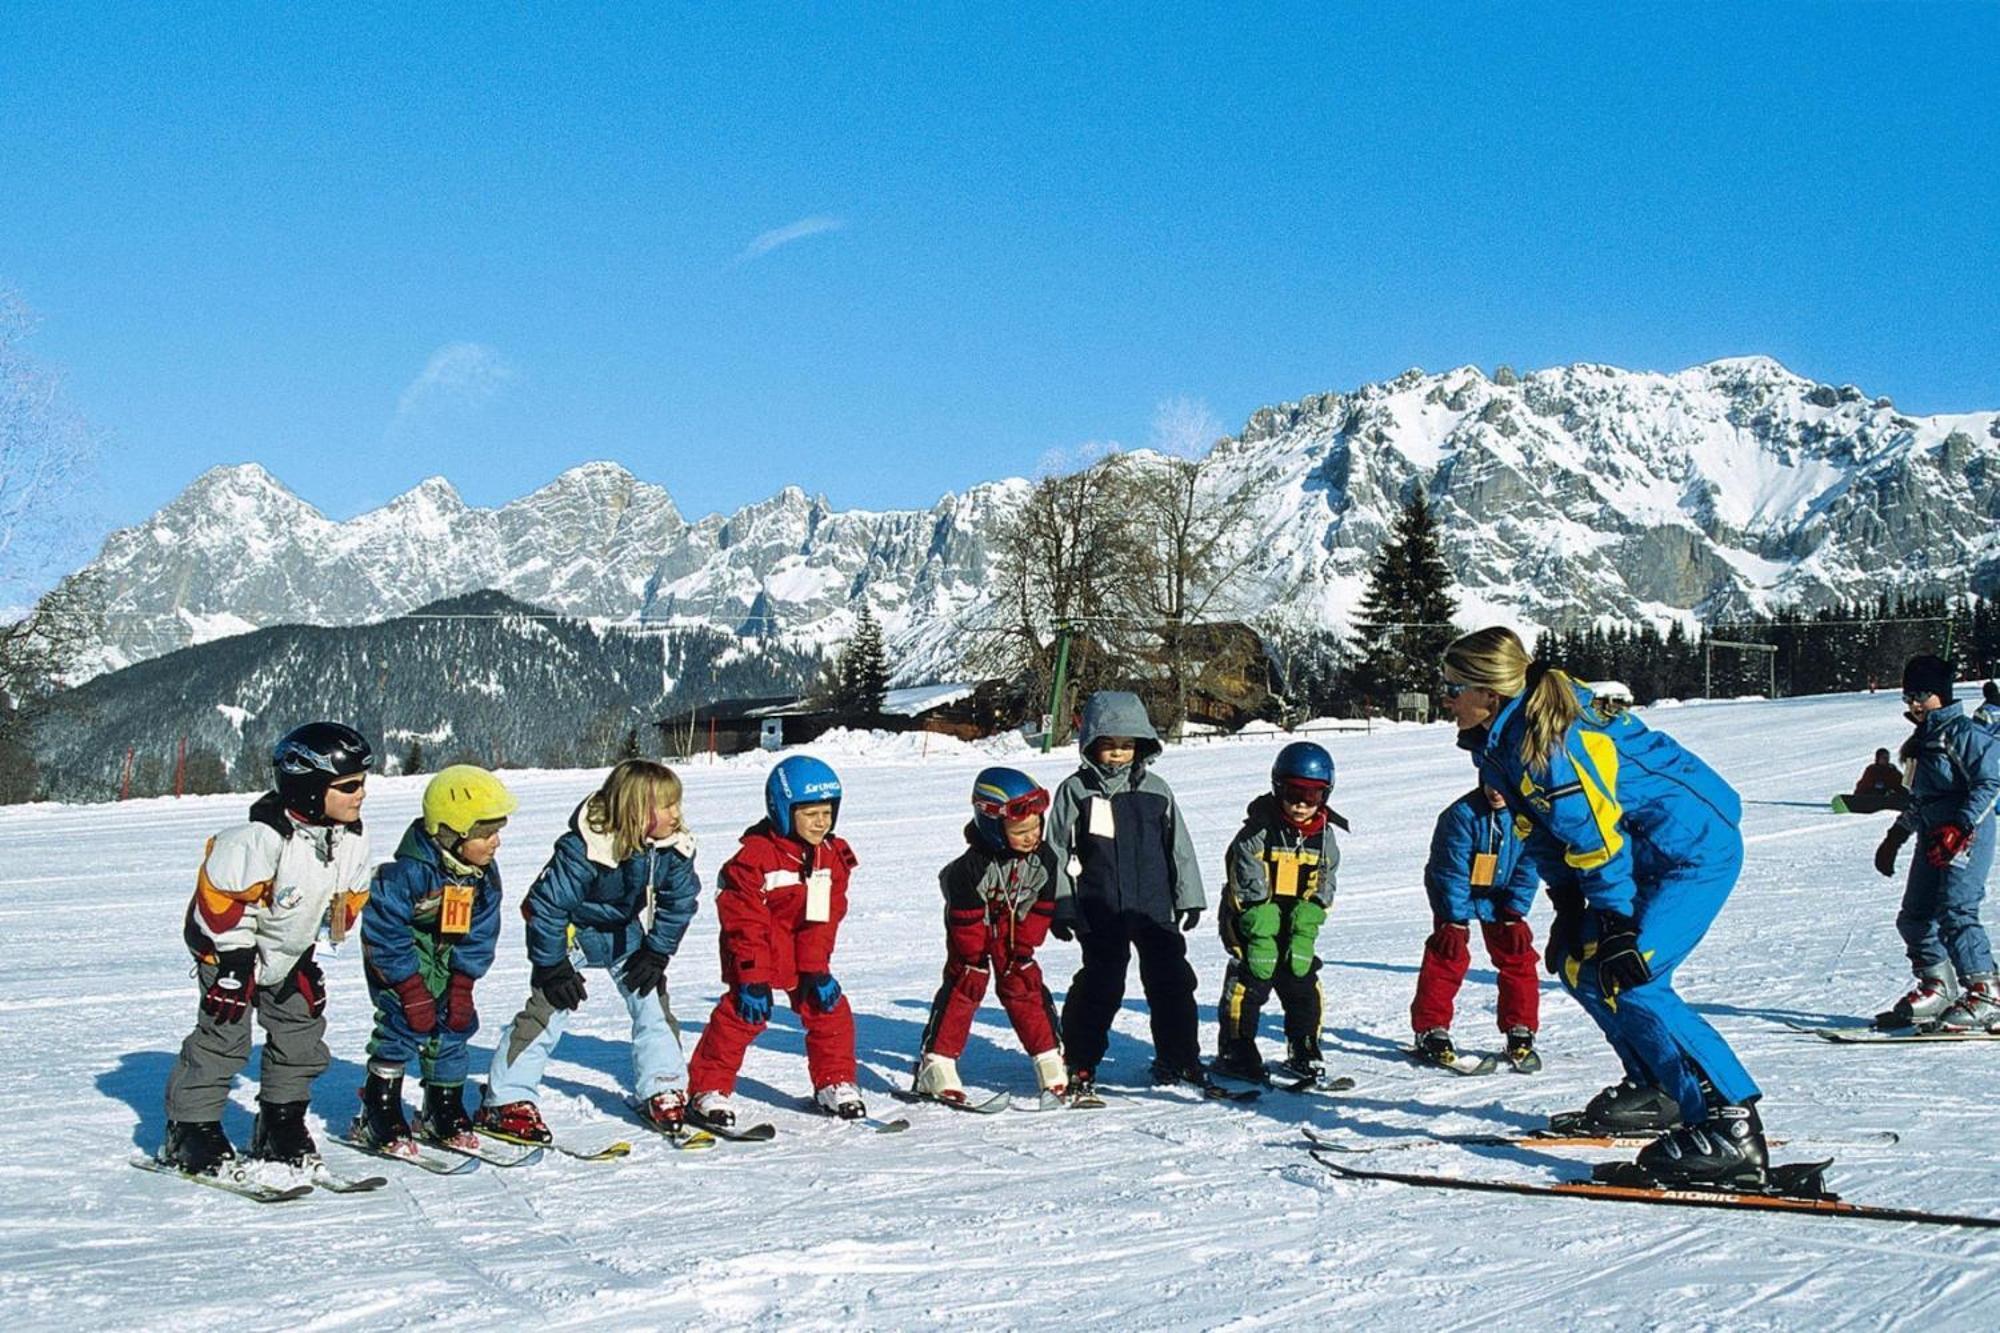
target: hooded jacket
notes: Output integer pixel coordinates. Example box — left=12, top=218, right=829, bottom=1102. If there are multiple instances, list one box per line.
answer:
left=1424, top=788, right=1538, bottom=923
left=1045, top=691, right=1204, bottom=925
left=521, top=800, right=701, bottom=968
left=1893, top=701, right=2000, bottom=836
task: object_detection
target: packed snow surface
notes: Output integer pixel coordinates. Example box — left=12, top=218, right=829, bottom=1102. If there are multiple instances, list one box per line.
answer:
left=3, top=689, right=1997, bottom=1329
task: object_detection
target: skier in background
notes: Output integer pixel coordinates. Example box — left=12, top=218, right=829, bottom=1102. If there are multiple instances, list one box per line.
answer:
left=160, top=722, right=375, bottom=1178
left=1871, top=655, right=2000, bottom=1032
left=912, top=767, right=1068, bottom=1104
left=1975, top=680, right=2000, bottom=731
left=1442, top=627, right=1767, bottom=1189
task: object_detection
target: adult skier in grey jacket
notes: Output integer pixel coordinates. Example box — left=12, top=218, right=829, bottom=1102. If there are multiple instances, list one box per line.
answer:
left=1045, top=691, right=1205, bottom=1095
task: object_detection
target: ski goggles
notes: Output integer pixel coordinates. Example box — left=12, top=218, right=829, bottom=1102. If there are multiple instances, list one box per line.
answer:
left=973, top=786, right=1051, bottom=822
left=1273, top=778, right=1329, bottom=806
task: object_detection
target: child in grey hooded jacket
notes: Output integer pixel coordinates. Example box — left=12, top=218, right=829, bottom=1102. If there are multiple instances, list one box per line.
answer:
left=1045, top=691, right=1205, bottom=1095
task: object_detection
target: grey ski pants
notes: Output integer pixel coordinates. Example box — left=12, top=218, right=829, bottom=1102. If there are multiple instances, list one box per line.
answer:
left=164, top=960, right=330, bottom=1121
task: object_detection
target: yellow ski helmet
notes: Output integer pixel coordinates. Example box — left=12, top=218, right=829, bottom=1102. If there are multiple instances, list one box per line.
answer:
left=422, top=765, right=518, bottom=840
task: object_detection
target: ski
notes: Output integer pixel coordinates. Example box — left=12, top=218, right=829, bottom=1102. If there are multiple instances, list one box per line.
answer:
left=476, top=1124, right=633, bottom=1161
left=1016, top=1087, right=1107, bottom=1112
left=130, top=1156, right=315, bottom=1203
left=892, top=1088, right=1013, bottom=1115
left=618, top=1098, right=718, bottom=1151
left=685, top=1111, right=779, bottom=1142
left=1505, top=1048, right=1543, bottom=1074
left=1209, top=1065, right=1355, bottom=1096
left=331, top=1134, right=480, bottom=1175
left=428, top=1137, right=546, bottom=1169
left=1301, top=1124, right=1901, bottom=1154
left=1308, top=1151, right=2000, bottom=1228
left=1789, top=1022, right=2000, bottom=1045
left=309, top=1161, right=390, bottom=1192
left=1410, top=1048, right=1501, bottom=1077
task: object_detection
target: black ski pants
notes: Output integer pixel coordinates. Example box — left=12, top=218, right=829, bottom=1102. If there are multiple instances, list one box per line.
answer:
left=1060, top=909, right=1201, bottom=1075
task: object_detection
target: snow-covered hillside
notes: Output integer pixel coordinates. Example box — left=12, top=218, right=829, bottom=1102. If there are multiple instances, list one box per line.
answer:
left=48, top=358, right=2000, bottom=682
left=2, top=690, right=1996, bottom=1329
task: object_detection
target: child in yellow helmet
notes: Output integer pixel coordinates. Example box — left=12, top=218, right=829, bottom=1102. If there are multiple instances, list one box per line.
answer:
left=351, top=764, right=517, bottom=1155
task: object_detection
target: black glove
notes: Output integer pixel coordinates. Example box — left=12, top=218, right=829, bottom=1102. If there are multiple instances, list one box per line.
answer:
left=1593, top=912, right=1651, bottom=997
left=620, top=945, right=669, bottom=997
left=1544, top=884, right=1585, bottom=977
left=1875, top=824, right=1911, bottom=878
left=1051, top=900, right=1078, bottom=943
left=280, top=947, right=326, bottom=1018
left=1178, top=908, right=1203, bottom=933
left=532, top=959, right=588, bottom=1011
left=201, top=949, right=257, bottom=1023
left=1050, top=922, right=1075, bottom=942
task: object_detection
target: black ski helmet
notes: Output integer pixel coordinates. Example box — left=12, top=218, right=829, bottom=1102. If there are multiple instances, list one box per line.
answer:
left=272, top=721, right=374, bottom=821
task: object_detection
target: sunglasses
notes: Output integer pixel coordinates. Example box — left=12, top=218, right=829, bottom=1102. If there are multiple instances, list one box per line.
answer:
left=1440, top=681, right=1475, bottom=699
left=974, top=787, right=1050, bottom=822
left=327, top=777, right=367, bottom=794
left=1902, top=691, right=1932, bottom=706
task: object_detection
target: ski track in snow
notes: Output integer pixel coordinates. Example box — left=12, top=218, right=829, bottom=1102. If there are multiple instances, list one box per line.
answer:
left=3, top=689, right=1997, bottom=1330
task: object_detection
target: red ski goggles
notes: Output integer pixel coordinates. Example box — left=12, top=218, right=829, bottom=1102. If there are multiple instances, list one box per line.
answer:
left=973, top=786, right=1051, bottom=823
left=1273, top=778, right=1329, bottom=806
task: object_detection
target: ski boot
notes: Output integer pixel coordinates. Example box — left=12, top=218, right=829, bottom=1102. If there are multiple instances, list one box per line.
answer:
left=249, top=1100, right=320, bottom=1168
left=688, top=1091, right=738, bottom=1130
left=1031, top=1049, right=1068, bottom=1099
left=1634, top=1101, right=1768, bottom=1189
left=1065, top=1068, right=1105, bottom=1109
left=417, top=1082, right=480, bottom=1150
left=637, top=1088, right=689, bottom=1132
left=351, top=1071, right=417, bottom=1154
left=814, top=1082, right=867, bottom=1120
left=473, top=1097, right=553, bottom=1145
left=1876, top=965, right=1957, bottom=1030
left=1149, top=1060, right=1211, bottom=1088
left=1213, top=1040, right=1268, bottom=1084
left=1551, top=1079, right=1684, bottom=1136
left=1413, top=1028, right=1457, bottom=1065
left=1932, top=976, right=2000, bottom=1033
left=161, top=1120, right=237, bottom=1177
left=1504, top=1027, right=1541, bottom=1073
left=1280, top=1039, right=1326, bottom=1083
left=914, top=1052, right=967, bottom=1104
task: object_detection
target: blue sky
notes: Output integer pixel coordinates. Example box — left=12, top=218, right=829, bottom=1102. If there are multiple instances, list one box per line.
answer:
left=2, top=4, right=1995, bottom=590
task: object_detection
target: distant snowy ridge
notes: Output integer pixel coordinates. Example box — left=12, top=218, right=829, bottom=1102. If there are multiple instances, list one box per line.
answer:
left=46, top=358, right=2000, bottom=682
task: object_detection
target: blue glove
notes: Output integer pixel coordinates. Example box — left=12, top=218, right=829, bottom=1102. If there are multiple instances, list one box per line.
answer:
left=732, top=982, right=773, bottom=1024
left=798, top=971, right=843, bottom=1013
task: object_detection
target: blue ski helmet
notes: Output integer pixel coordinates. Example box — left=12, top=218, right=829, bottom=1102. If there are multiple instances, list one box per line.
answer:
left=1271, top=741, right=1334, bottom=801
left=766, top=755, right=842, bottom=837
left=970, top=767, right=1051, bottom=851
left=272, top=721, right=374, bottom=821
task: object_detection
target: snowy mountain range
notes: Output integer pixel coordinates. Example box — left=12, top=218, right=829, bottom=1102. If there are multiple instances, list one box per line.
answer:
left=50, top=357, right=2000, bottom=683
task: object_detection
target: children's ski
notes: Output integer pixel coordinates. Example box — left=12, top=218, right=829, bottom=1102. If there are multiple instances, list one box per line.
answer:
left=130, top=1156, right=315, bottom=1203
left=1209, top=1065, right=1355, bottom=1096
left=1410, top=1048, right=1501, bottom=1077
left=1504, top=1048, right=1543, bottom=1074
left=1307, top=1150, right=2000, bottom=1229
left=1015, top=1087, right=1107, bottom=1112
left=1301, top=1124, right=1900, bottom=1154
left=476, top=1125, right=632, bottom=1162
left=331, top=1134, right=480, bottom=1175
left=618, top=1098, right=718, bottom=1151
left=685, top=1111, right=779, bottom=1143
left=892, top=1089, right=1013, bottom=1115
left=428, top=1137, right=546, bottom=1169
left=309, top=1161, right=390, bottom=1193
left=1788, top=1021, right=2000, bottom=1045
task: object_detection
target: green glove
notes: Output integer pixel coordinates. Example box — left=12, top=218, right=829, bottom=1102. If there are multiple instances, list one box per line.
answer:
left=1239, top=900, right=1281, bottom=981
left=1287, top=899, right=1329, bottom=977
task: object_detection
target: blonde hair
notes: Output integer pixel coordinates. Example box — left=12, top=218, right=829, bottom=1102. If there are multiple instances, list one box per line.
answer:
left=1441, top=626, right=1582, bottom=774
left=585, top=759, right=684, bottom=862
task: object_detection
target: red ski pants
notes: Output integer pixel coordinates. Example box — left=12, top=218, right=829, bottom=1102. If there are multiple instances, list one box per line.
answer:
left=686, top=988, right=857, bottom=1096
left=1410, top=917, right=1540, bottom=1034
left=919, top=958, right=1061, bottom=1059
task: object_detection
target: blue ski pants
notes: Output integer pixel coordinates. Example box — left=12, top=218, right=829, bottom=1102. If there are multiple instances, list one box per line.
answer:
left=483, top=953, right=685, bottom=1107
left=1896, top=814, right=1996, bottom=979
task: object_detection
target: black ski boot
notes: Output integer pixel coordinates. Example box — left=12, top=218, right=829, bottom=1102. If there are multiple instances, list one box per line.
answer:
left=352, top=1071, right=414, bottom=1150
left=1213, top=1040, right=1268, bottom=1083
left=1149, top=1060, right=1210, bottom=1088
left=1504, top=1027, right=1541, bottom=1073
left=161, top=1120, right=237, bottom=1177
left=1414, top=1028, right=1457, bottom=1064
left=1552, top=1079, right=1684, bottom=1135
left=417, top=1082, right=477, bottom=1148
left=249, top=1100, right=320, bottom=1167
left=1635, top=1101, right=1767, bottom=1189
left=1281, top=1038, right=1326, bottom=1083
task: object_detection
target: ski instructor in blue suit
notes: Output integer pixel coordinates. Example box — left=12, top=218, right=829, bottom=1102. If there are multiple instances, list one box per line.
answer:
left=1440, top=626, right=1768, bottom=1189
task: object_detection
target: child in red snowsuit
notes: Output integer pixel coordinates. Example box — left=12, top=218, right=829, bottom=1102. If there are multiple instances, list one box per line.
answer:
left=913, top=767, right=1067, bottom=1102
left=686, top=756, right=865, bottom=1123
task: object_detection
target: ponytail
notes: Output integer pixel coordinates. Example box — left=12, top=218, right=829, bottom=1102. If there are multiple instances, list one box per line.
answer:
left=1441, top=625, right=1581, bottom=774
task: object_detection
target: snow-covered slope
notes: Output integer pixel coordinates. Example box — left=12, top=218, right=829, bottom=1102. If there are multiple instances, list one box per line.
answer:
left=50, top=358, right=2000, bottom=681
left=2, top=690, right=1995, bottom=1327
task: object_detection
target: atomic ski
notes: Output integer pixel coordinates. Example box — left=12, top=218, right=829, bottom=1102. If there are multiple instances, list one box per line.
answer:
left=130, top=1156, right=314, bottom=1203
left=1300, top=1125, right=1900, bottom=1154
left=331, top=1134, right=480, bottom=1175
left=1307, top=1152, right=2000, bottom=1228
left=892, top=1089, right=1013, bottom=1115
left=1789, top=1021, right=2000, bottom=1045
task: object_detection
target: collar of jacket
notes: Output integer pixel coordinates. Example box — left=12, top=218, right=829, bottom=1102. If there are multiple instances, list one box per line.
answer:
left=1080, top=757, right=1143, bottom=793
left=1914, top=700, right=1966, bottom=738
left=394, top=819, right=486, bottom=880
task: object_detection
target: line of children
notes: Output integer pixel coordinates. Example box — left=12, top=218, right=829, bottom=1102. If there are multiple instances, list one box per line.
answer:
left=1214, top=742, right=1341, bottom=1084
left=914, top=767, right=1068, bottom=1102
left=352, top=764, right=515, bottom=1153
left=478, top=759, right=701, bottom=1142
left=1410, top=783, right=1540, bottom=1068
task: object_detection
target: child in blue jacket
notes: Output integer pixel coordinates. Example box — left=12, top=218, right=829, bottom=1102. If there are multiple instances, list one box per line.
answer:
left=479, top=760, right=700, bottom=1143
left=1410, top=784, right=1540, bottom=1068
left=354, top=765, right=515, bottom=1153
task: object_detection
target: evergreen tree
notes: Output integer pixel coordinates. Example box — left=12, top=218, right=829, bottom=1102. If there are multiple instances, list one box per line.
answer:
left=1351, top=488, right=1459, bottom=708
left=402, top=738, right=425, bottom=776
left=833, top=604, right=891, bottom=714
